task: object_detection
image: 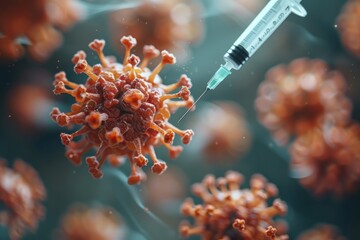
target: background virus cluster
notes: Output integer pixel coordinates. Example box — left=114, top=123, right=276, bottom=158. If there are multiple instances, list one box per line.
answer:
left=1, top=0, right=360, bottom=239
left=255, top=58, right=360, bottom=197
left=0, top=0, right=80, bottom=61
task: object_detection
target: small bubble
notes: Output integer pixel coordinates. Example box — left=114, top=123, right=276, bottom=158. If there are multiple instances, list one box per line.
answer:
left=8, top=115, right=11, bottom=118
left=334, top=24, right=338, bottom=28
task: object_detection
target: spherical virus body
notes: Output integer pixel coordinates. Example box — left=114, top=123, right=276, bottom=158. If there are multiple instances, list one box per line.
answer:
left=0, top=0, right=80, bottom=61
left=297, top=224, right=346, bottom=240
left=337, top=0, right=360, bottom=58
left=290, top=123, right=360, bottom=197
left=190, top=101, right=251, bottom=162
left=109, top=0, right=203, bottom=57
left=255, top=58, right=352, bottom=145
left=0, top=159, right=46, bottom=240
left=180, top=171, right=288, bottom=240
left=56, top=204, right=125, bottom=240
left=51, top=36, right=194, bottom=185
left=7, top=83, right=53, bottom=131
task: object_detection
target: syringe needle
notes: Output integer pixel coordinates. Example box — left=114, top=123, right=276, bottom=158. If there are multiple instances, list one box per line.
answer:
left=178, top=88, right=210, bottom=123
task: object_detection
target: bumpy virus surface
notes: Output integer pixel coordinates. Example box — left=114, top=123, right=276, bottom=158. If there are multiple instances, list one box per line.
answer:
left=337, top=0, right=360, bottom=58
left=290, top=123, right=360, bottom=197
left=297, top=224, right=346, bottom=240
left=56, top=204, right=125, bottom=240
left=51, top=36, right=194, bottom=185
left=180, top=171, right=288, bottom=240
left=0, top=0, right=80, bottom=61
left=255, top=58, right=352, bottom=145
left=0, top=159, right=46, bottom=240
left=190, top=101, right=251, bottom=162
left=109, top=0, right=203, bottom=57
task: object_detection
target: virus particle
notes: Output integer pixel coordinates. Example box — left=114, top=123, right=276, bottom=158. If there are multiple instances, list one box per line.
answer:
left=0, top=159, right=46, bottom=240
left=189, top=101, right=251, bottom=162
left=7, top=83, right=54, bottom=131
left=142, top=167, right=187, bottom=226
left=290, top=123, right=360, bottom=197
left=337, top=0, right=360, bottom=58
left=109, top=0, right=203, bottom=58
left=217, top=0, right=265, bottom=21
left=56, top=204, right=125, bottom=240
left=0, top=0, right=80, bottom=61
left=255, top=58, right=352, bottom=145
left=50, top=36, right=194, bottom=185
left=180, top=171, right=288, bottom=240
left=297, top=224, right=346, bottom=240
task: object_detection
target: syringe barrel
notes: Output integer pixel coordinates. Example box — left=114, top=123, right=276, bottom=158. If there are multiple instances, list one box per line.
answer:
left=224, top=0, right=306, bottom=70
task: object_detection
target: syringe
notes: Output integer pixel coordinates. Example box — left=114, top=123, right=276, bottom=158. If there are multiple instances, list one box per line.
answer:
left=179, top=0, right=307, bottom=122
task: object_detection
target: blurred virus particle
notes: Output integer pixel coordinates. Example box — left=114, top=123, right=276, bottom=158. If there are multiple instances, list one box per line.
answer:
left=50, top=36, right=194, bottom=185
left=142, top=167, right=187, bottom=226
left=337, top=0, right=360, bottom=58
left=0, top=0, right=80, bottom=61
left=0, top=159, right=46, bottom=240
left=290, top=123, right=360, bottom=197
left=189, top=101, right=251, bottom=162
left=56, top=204, right=125, bottom=240
left=220, top=0, right=265, bottom=20
left=7, top=83, right=55, bottom=131
left=180, top=171, right=288, bottom=240
left=255, top=58, right=352, bottom=145
left=297, top=224, right=346, bottom=240
left=109, top=0, right=203, bottom=59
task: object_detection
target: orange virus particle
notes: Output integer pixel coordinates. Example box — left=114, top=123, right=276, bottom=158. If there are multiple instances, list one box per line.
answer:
left=56, top=204, right=125, bottom=240
left=0, top=0, right=80, bottom=61
left=0, top=159, right=46, bottom=240
left=297, top=224, right=346, bottom=240
left=290, top=123, right=360, bottom=197
left=255, top=58, right=352, bottom=145
left=190, top=101, right=251, bottom=162
left=142, top=167, right=187, bottom=226
left=180, top=171, right=288, bottom=240
left=109, top=0, right=203, bottom=57
left=7, top=83, right=54, bottom=131
left=50, top=36, right=194, bottom=185
left=221, top=0, right=265, bottom=20
left=337, top=0, right=360, bottom=58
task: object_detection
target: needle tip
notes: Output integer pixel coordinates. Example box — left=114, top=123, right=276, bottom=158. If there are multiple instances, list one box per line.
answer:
left=177, top=88, right=209, bottom=123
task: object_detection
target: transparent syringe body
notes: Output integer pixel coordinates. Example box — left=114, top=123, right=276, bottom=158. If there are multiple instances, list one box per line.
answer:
left=224, top=0, right=307, bottom=70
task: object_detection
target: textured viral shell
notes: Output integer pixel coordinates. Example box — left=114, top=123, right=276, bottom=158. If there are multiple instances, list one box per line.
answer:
left=0, top=159, right=46, bottom=240
left=50, top=36, right=194, bottom=185
left=180, top=171, right=288, bottom=240
left=255, top=58, right=352, bottom=145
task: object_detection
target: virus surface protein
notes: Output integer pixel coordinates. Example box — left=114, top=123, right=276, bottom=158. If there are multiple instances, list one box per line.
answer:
left=297, top=224, right=346, bottom=240
left=0, top=0, right=80, bottom=61
left=56, top=204, right=125, bottom=240
left=290, top=123, right=360, bottom=197
left=255, top=58, right=352, bottom=145
left=0, top=159, right=46, bottom=240
left=180, top=171, right=288, bottom=240
left=109, top=0, right=203, bottom=57
left=51, top=36, right=194, bottom=185
left=337, top=0, right=360, bottom=58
